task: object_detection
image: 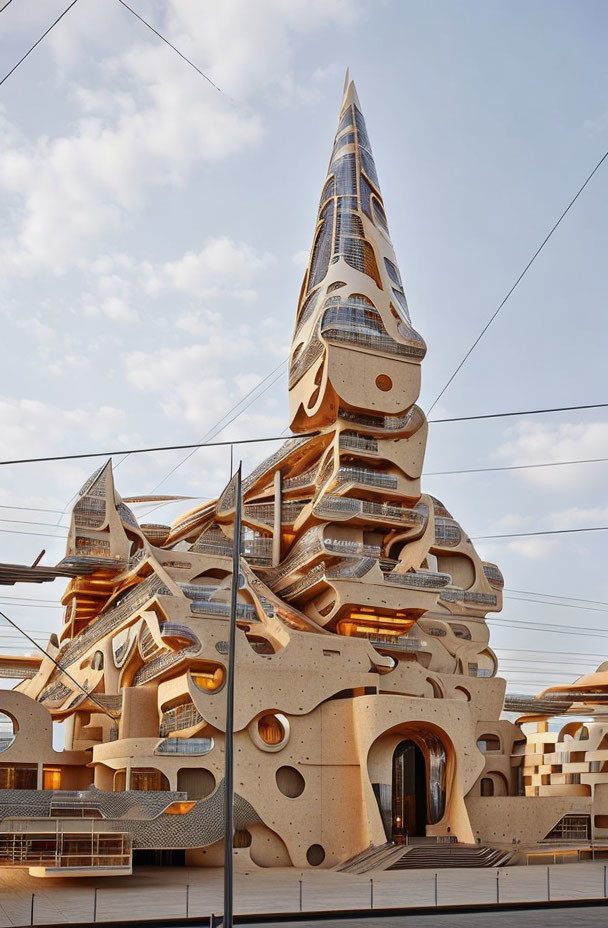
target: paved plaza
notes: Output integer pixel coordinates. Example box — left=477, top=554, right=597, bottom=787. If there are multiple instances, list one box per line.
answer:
left=1, top=861, right=608, bottom=926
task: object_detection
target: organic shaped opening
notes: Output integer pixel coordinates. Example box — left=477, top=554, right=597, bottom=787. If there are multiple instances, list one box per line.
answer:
left=477, top=734, right=501, bottom=753
left=177, top=767, right=216, bottom=800
left=258, top=714, right=289, bottom=747
left=191, top=665, right=225, bottom=693
left=276, top=765, right=305, bottom=798
left=306, top=843, right=326, bottom=866
left=130, top=768, right=170, bottom=791
left=0, top=712, right=17, bottom=754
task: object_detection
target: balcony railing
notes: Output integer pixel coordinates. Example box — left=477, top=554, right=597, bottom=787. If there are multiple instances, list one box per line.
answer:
left=160, top=701, right=204, bottom=736
left=59, top=575, right=170, bottom=669
left=383, top=570, right=452, bottom=590
left=339, top=432, right=379, bottom=454
left=335, top=466, right=398, bottom=490
left=313, top=494, right=423, bottom=527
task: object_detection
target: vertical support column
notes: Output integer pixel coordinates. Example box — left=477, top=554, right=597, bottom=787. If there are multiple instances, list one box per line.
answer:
left=272, top=470, right=282, bottom=567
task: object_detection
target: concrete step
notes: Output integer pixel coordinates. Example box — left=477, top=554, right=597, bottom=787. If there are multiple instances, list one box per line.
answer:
left=388, top=845, right=512, bottom=870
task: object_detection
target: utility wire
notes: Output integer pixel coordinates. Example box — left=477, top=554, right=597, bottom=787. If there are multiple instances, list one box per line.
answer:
left=0, top=425, right=312, bottom=468
left=473, top=526, right=608, bottom=540
left=148, top=361, right=287, bottom=495
left=1, top=519, right=608, bottom=545
left=427, top=148, right=608, bottom=413
left=426, top=455, right=608, bottom=477
left=505, top=588, right=608, bottom=608
left=115, top=0, right=225, bottom=95
left=0, top=504, right=64, bottom=515
left=0, top=609, right=116, bottom=721
left=503, top=595, right=608, bottom=615
left=0, top=0, right=80, bottom=88
left=0, top=399, right=603, bottom=470
left=428, top=402, right=608, bottom=424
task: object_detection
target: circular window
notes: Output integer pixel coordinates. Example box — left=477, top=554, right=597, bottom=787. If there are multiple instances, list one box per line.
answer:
left=276, top=765, right=305, bottom=798
left=306, top=843, right=326, bottom=866
left=0, top=711, right=17, bottom=753
left=248, top=712, right=290, bottom=752
left=375, top=374, right=392, bottom=392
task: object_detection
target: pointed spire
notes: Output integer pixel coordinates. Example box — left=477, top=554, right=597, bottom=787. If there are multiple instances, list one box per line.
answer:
left=340, top=68, right=361, bottom=115
left=288, top=75, right=426, bottom=432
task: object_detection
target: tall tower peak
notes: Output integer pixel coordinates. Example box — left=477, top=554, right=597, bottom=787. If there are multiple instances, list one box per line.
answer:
left=288, top=77, right=426, bottom=433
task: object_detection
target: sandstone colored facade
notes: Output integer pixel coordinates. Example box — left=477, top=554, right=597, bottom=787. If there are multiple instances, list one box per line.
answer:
left=0, top=76, right=602, bottom=876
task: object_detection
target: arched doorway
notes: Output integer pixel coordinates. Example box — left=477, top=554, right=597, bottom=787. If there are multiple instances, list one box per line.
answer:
left=392, top=740, right=426, bottom=840
left=391, top=734, right=447, bottom=841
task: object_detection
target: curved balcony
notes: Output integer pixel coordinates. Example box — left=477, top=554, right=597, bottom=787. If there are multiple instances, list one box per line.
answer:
left=59, top=575, right=170, bottom=669
left=313, top=494, right=423, bottom=527
left=335, top=465, right=398, bottom=491
left=243, top=500, right=308, bottom=527
left=133, top=644, right=200, bottom=686
left=191, top=530, right=232, bottom=558
left=241, top=436, right=309, bottom=496
left=339, top=432, right=378, bottom=454
left=159, top=701, right=204, bottom=737
left=383, top=569, right=452, bottom=590
left=270, top=527, right=379, bottom=587
left=338, top=405, right=425, bottom=436
left=434, top=518, right=463, bottom=547
left=483, top=564, right=505, bottom=588
left=284, top=466, right=319, bottom=492
left=321, top=300, right=426, bottom=360
left=439, top=590, right=498, bottom=607
left=189, top=600, right=257, bottom=621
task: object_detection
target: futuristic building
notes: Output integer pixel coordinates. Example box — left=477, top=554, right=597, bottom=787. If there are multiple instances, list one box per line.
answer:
left=0, top=75, right=605, bottom=877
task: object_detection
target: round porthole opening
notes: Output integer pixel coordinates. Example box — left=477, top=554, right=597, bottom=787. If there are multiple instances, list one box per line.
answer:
left=306, top=843, right=326, bottom=866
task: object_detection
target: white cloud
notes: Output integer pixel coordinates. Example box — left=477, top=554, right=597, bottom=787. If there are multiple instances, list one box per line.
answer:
left=155, top=237, right=276, bottom=298
left=0, top=0, right=361, bottom=274
left=0, top=398, right=129, bottom=460
left=495, top=421, right=608, bottom=491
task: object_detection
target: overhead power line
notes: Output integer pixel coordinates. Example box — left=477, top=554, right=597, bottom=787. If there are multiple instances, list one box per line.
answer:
left=148, top=361, right=287, bottom=496
left=428, top=402, right=608, bottom=424
left=426, top=455, right=608, bottom=478
left=115, top=0, right=225, bottom=95
left=0, top=427, right=315, bottom=468
left=428, top=147, right=608, bottom=413
left=0, top=609, right=115, bottom=721
left=0, top=399, right=604, bottom=470
left=505, top=588, right=608, bottom=608
left=473, top=526, right=608, bottom=540
left=503, top=595, right=608, bottom=615
left=0, top=0, right=80, bottom=88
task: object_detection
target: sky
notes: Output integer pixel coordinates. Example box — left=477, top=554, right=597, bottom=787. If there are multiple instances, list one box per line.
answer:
left=0, top=0, right=607, bottom=699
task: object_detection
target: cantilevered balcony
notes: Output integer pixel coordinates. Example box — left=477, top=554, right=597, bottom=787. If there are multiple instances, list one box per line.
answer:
left=313, top=494, right=424, bottom=527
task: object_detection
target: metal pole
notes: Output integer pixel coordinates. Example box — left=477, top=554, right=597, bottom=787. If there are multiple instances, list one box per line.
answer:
left=30, top=894, right=34, bottom=926
left=370, top=878, right=374, bottom=909
left=434, top=872, right=438, bottom=906
left=299, top=879, right=302, bottom=912
left=93, top=887, right=98, bottom=922
left=223, top=464, right=242, bottom=928
left=186, top=884, right=189, bottom=918
left=496, top=869, right=499, bottom=904
left=604, top=863, right=606, bottom=898
left=547, top=865, right=550, bottom=902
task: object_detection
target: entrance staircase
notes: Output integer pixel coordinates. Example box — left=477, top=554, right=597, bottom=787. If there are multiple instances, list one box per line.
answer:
left=338, top=840, right=511, bottom=873
left=387, top=843, right=512, bottom=869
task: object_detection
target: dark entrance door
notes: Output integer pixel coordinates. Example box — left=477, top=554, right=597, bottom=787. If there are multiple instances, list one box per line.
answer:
left=392, top=739, right=427, bottom=841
